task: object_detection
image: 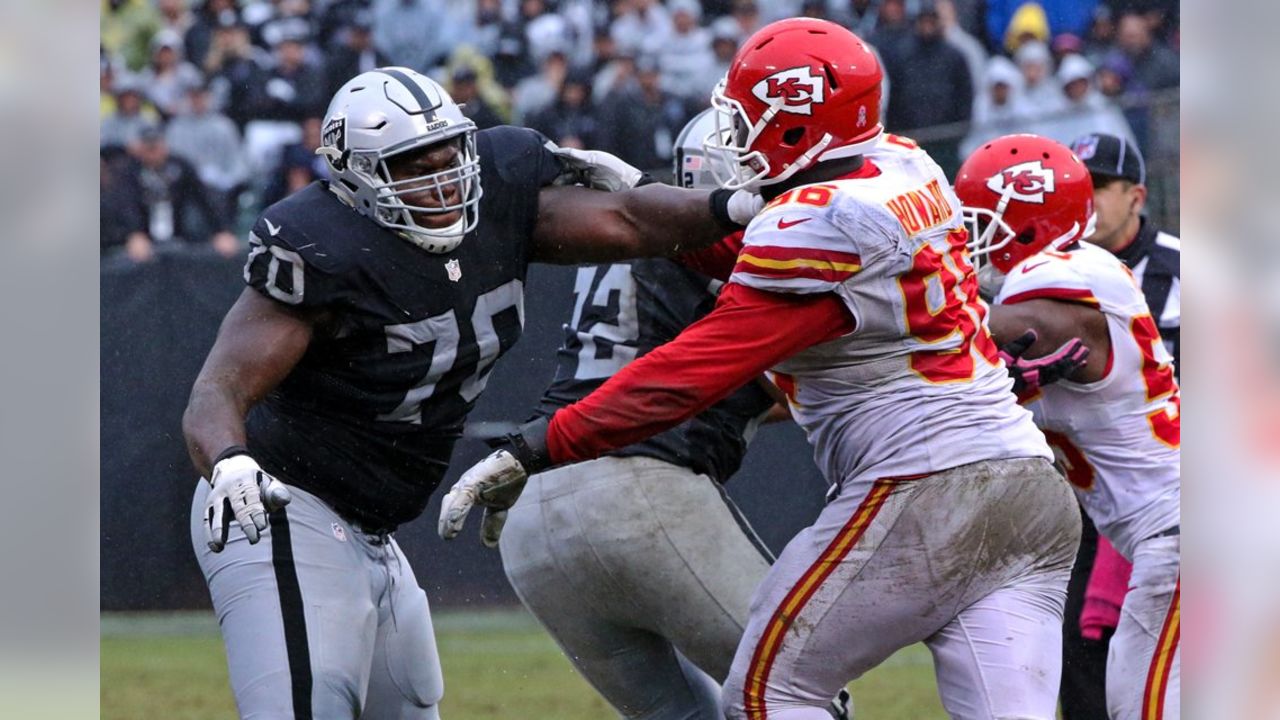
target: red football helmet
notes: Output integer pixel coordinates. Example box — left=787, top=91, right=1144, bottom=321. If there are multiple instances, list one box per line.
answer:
left=703, top=18, right=883, bottom=190
left=954, top=134, right=1096, bottom=277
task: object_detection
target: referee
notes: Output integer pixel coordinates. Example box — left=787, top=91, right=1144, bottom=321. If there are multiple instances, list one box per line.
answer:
left=1055, top=132, right=1181, bottom=720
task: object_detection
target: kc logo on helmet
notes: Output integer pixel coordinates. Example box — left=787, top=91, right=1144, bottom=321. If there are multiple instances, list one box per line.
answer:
left=752, top=67, right=826, bottom=116
left=986, top=160, right=1056, bottom=204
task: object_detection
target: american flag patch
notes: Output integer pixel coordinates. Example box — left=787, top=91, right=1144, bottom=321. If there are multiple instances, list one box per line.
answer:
left=684, top=155, right=703, bottom=170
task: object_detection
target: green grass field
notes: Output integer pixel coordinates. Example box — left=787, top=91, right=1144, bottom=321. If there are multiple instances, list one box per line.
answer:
left=102, top=609, right=945, bottom=719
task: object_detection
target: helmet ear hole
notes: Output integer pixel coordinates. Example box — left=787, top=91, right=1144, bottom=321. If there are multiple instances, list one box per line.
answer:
left=782, top=127, right=805, bottom=146
left=1014, top=228, right=1037, bottom=245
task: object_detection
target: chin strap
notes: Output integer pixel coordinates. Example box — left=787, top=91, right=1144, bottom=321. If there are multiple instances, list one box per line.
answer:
left=401, top=215, right=467, bottom=254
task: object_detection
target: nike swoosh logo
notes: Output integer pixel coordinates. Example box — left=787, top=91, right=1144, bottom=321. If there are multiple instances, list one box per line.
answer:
left=777, top=217, right=812, bottom=230
left=1021, top=260, right=1049, bottom=274
left=264, top=218, right=282, bottom=236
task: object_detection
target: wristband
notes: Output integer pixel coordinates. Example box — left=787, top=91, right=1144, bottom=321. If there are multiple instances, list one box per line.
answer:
left=709, top=188, right=740, bottom=228
left=213, top=445, right=251, bottom=465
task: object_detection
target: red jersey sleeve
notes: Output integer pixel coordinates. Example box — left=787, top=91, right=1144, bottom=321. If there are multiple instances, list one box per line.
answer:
left=545, top=282, right=853, bottom=465
left=674, top=231, right=744, bottom=281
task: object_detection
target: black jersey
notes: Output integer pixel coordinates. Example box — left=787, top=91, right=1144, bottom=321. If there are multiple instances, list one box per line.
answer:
left=242, top=126, right=561, bottom=531
left=536, top=258, right=775, bottom=483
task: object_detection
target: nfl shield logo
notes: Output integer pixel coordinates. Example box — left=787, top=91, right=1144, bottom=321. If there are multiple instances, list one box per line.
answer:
left=1072, top=135, right=1099, bottom=161
left=445, top=259, right=462, bottom=282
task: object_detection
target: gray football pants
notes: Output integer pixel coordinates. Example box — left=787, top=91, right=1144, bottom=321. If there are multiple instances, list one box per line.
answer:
left=499, top=456, right=775, bottom=720
left=191, top=481, right=444, bottom=720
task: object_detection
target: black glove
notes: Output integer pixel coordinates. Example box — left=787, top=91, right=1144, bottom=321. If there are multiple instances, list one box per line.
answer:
left=999, top=330, right=1090, bottom=395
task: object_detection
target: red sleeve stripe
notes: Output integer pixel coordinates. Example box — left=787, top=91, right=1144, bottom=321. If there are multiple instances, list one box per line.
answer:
left=1002, top=287, right=1100, bottom=307
left=734, top=247, right=862, bottom=284
left=742, top=244, right=863, bottom=265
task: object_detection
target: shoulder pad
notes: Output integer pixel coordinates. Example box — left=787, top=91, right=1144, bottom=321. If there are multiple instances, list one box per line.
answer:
left=478, top=125, right=563, bottom=188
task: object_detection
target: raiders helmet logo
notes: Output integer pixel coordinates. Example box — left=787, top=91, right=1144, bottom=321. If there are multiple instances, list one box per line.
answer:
left=321, top=114, right=348, bottom=170
left=986, top=160, right=1056, bottom=204
left=751, top=67, right=826, bottom=116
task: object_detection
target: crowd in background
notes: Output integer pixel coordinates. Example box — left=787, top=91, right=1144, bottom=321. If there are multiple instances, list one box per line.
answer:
left=101, top=0, right=1179, bottom=261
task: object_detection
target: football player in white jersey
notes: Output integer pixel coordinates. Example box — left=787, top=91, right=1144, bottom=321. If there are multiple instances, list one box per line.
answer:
left=954, top=134, right=1180, bottom=720
left=440, top=19, right=1081, bottom=720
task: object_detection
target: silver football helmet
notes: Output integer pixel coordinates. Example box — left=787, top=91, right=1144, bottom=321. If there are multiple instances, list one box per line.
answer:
left=318, top=67, right=482, bottom=253
left=672, top=107, right=733, bottom=191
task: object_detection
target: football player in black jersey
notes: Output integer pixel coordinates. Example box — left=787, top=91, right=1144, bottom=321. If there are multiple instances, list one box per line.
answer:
left=181, top=67, right=759, bottom=720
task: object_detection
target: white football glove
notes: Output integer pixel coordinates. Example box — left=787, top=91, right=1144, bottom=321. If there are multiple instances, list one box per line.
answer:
left=438, top=449, right=529, bottom=546
left=548, top=143, right=644, bottom=192
left=204, top=454, right=292, bottom=552
left=726, top=189, right=764, bottom=226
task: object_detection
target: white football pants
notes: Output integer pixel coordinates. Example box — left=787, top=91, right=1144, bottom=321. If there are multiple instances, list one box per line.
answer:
left=721, top=457, right=1081, bottom=720
left=1107, top=533, right=1180, bottom=720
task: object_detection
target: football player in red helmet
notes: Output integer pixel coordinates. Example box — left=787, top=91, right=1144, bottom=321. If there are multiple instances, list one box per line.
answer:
left=703, top=18, right=884, bottom=191
left=957, top=134, right=1182, bottom=720
left=443, top=22, right=1083, bottom=720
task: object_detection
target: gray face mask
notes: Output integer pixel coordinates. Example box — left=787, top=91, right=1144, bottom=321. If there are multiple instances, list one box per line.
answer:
left=977, top=263, right=1007, bottom=300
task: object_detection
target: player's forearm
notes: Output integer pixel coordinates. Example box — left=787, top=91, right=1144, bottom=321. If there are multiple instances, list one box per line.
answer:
left=617, top=184, right=741, bottom=258
left=183, top=380, right=250, bottom=479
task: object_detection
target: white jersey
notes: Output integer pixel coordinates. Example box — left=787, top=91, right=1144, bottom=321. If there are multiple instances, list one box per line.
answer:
left=996, top=242, right=1180, bottom=560
left=730, top=135, right=1049, bottom=494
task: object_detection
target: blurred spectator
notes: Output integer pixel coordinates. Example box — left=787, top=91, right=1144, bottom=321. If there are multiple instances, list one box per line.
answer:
left=1033, top=54, right=1134, bottom=146
left=884, top=2, right=973, bottom=174
left=523, top=0, right=574, bottom=66
left=165, top=82, right=251, bottom=224
left=140, top=29, right=204, bottom=119
left=450, top=0, right=506, bottom=58
left=707, top=18, right=741, bottom=86
left=1115, top=11, right=1178, bottom=91
left=101, top=0, right=162, bottom=72
left=1081, top=4, right=1115, bottom=64
left=1050, top=32, right=1083, bottom=65
left=960, top=56, right=1032, bottom=156
left=117, top=126, right=239, bottom=258
left=250, top=30, right=327, bottom=123
left=184, top=0, right=242, bottom=72
left=204, top=17, right=272, bottom=129
left=101, top=78, right=162, bottom=150
left=373, top=0, right=451, bottom=72
left=1096, top=49, right=1150, bottom=148
left=990, top=0, right=1096, bottom=53
left=597, top=56, right=693, bottom=173
left=449, top=65, right=506, bottom=130
left=512, top=50, right=568, bottom=124
left=938, top=0, right=987, bottom=97
left=1014, top=40, right=1065, bottom=115
left=101, top=152, right=150, bottom=261
left=261, top=117, right=329, bottom=208
left=726, top=0, right=764, bottom=41
left=592, top=48, right=638, bottom=105
left=257, top=0, right=317, bottom=53
left=845, top=0, right=885, bottom=39
left=157, top=0, right=195, bottom=37
left=324, top=10, right=388, bottom=99
left=611, top=0, right=674, bottom=58
left=659, top=0, right=715, bottom=103
left=492, top=0, right=552, bottom=88
left=528, top=69, right=598, bottom=148
left=869, top=0, right=912, bottom=67
left=316, top=0, right=375, bottom=51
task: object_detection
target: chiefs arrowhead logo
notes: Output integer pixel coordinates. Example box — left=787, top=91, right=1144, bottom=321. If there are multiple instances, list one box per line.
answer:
left=751, top=67, right=826, bottom=116
left=986, top=160, right=1056, bottom=204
